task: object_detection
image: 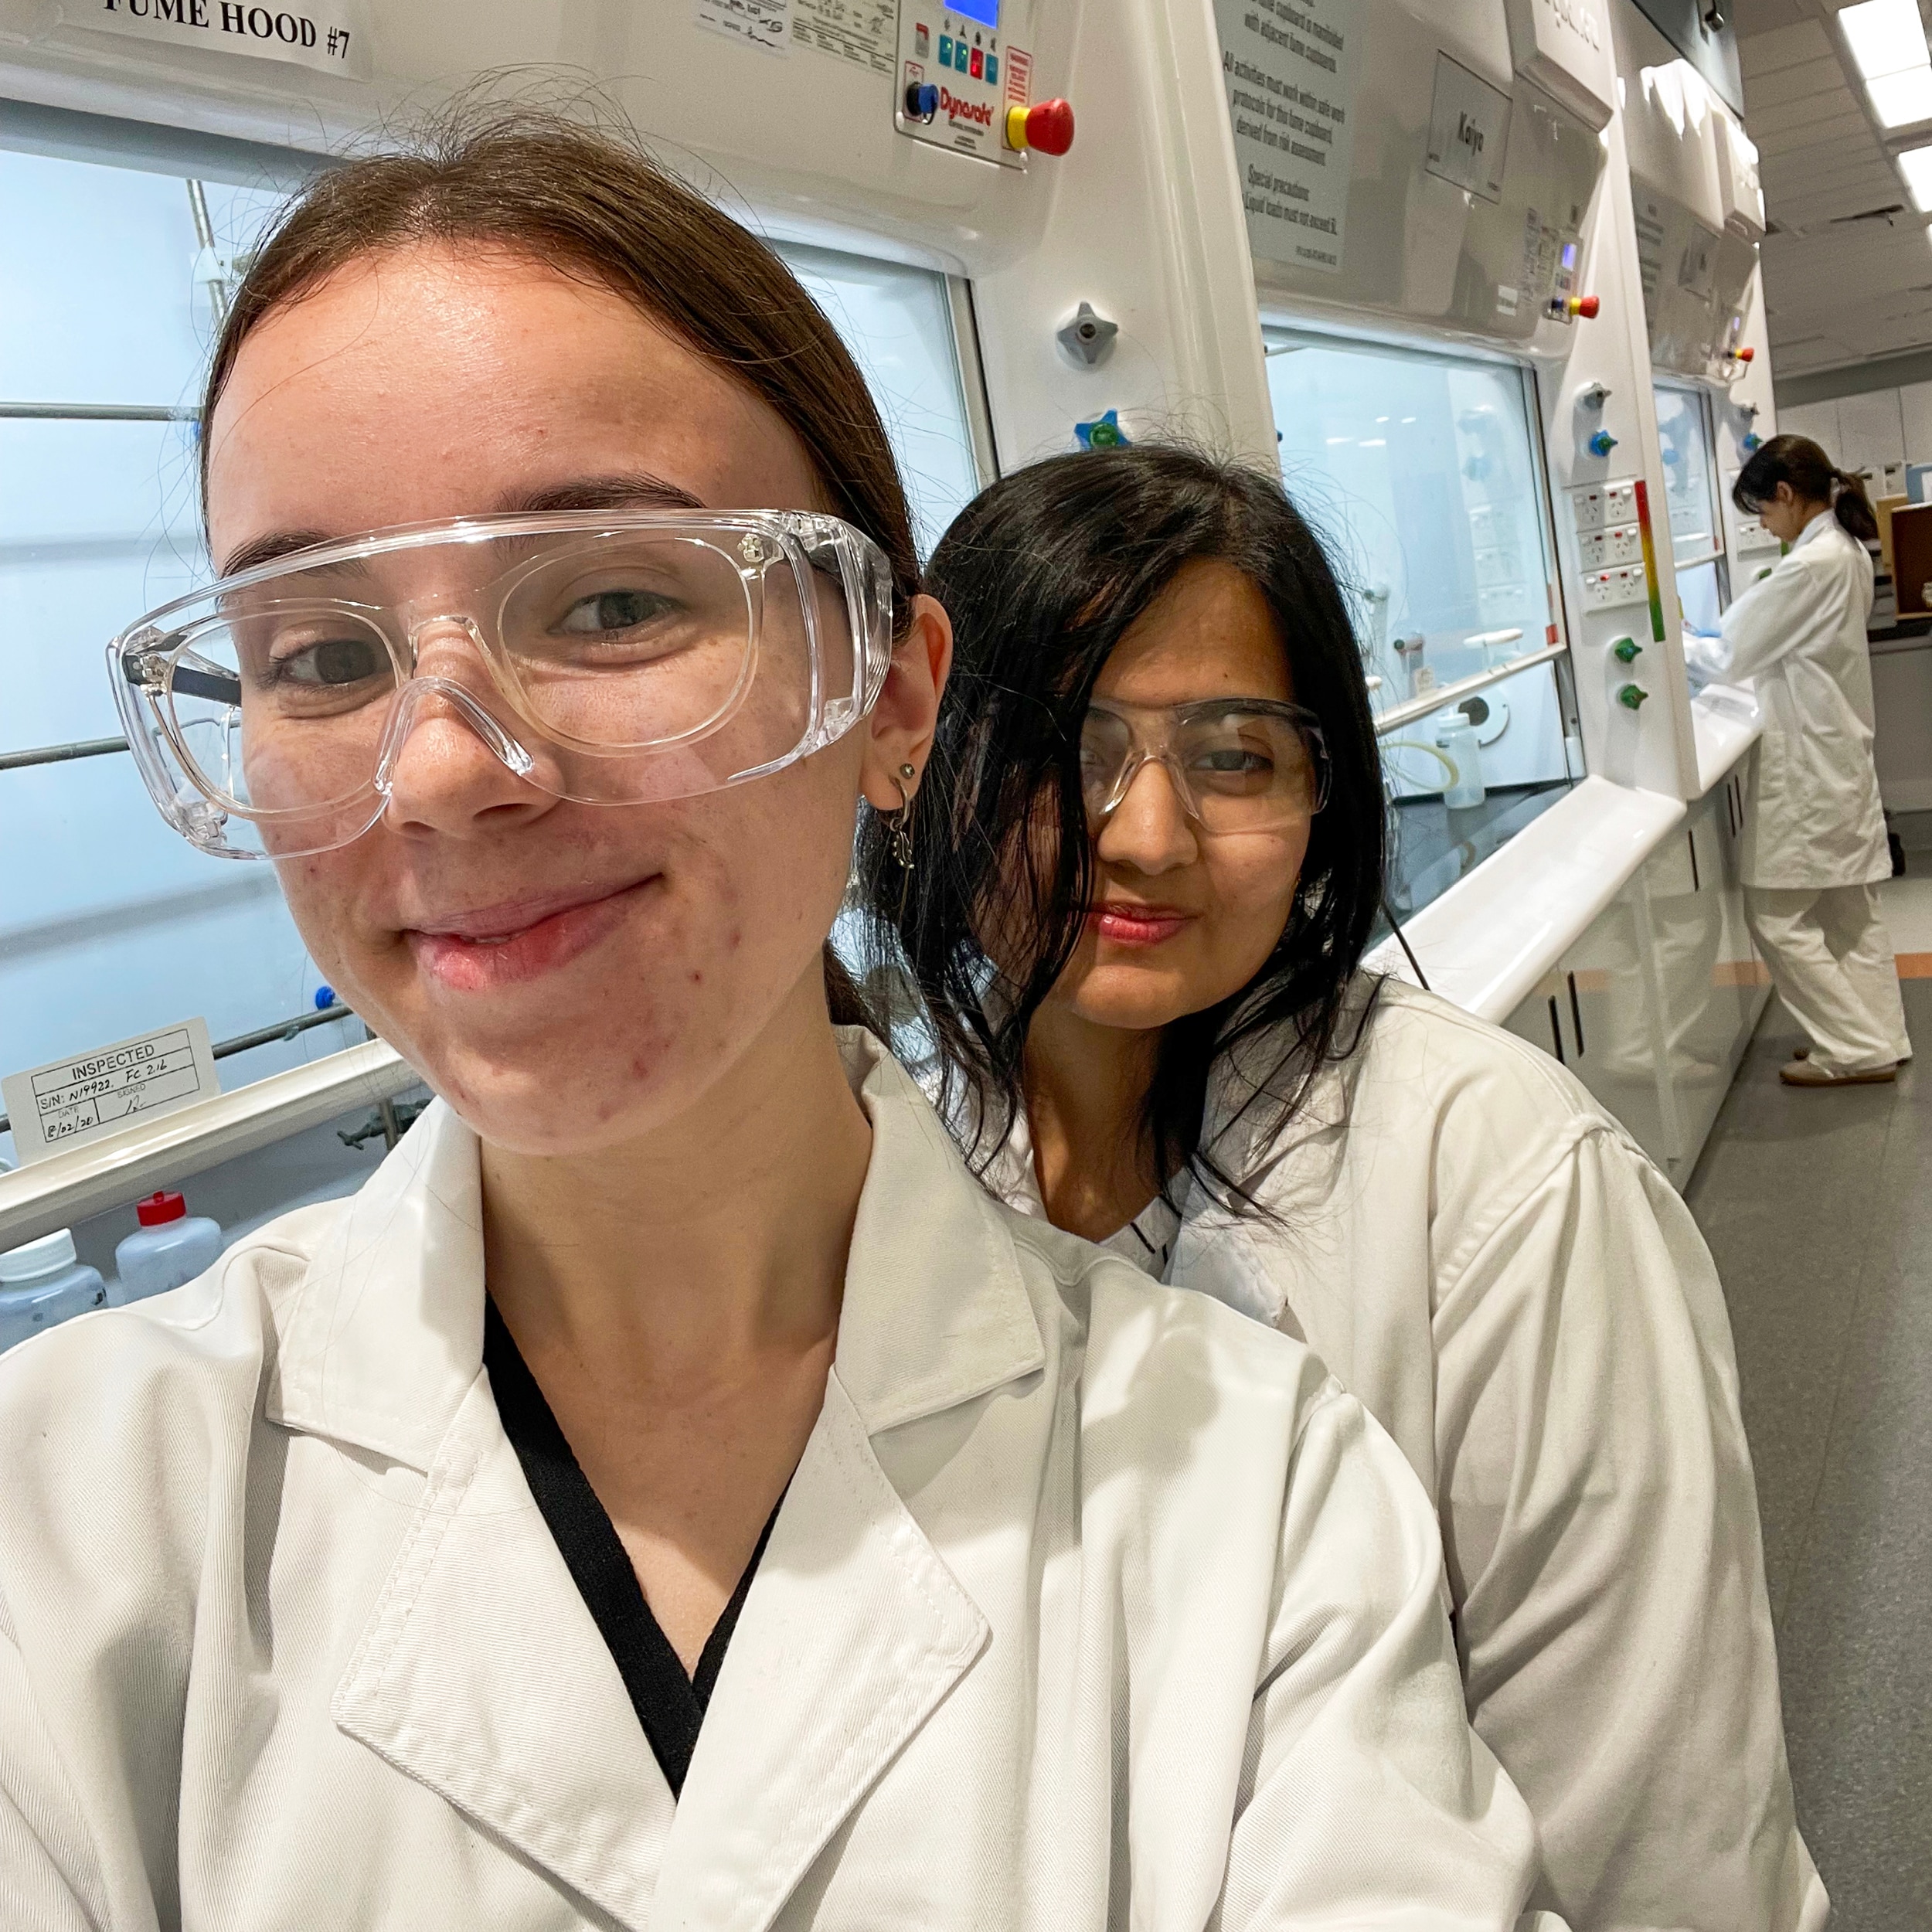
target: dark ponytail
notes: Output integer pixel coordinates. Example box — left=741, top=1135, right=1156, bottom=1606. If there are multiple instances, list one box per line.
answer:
left=1733, top=433, right=1879, bottom=543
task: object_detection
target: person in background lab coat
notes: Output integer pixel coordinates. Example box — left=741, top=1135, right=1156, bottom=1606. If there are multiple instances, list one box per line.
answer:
left=857, top=444, right=1824, bottom=1930
left=1695, top=433, right=1910, bottom=1086
left=0, top=111, right=1557, bottom=1930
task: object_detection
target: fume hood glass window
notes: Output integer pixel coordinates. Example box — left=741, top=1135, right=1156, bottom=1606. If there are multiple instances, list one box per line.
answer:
left=1264, top=329, right=1579, bottom=925
left=0, top=141, right=356, bottom=1162
left=1655, top=383, right=1721, bottom=562
left=0, top=141, right=990, bottom=1167
left=777, top=243, right=984, bottom=560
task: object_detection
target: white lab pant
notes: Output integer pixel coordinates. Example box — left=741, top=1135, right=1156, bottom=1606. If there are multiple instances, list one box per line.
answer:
left=1744, top=883, right=1912, bottom=1074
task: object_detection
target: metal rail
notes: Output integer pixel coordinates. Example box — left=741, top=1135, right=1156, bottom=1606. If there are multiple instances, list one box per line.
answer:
left=0, top=736, right=130, bottom=773
left=0, top=403, right=199, bottom=421
left=0, top=1037, right=416, bottom=1251
left=1372, top=644, right=1570, bottom=737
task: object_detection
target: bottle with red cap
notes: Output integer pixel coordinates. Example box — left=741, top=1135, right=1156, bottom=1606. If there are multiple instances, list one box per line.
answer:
left=113, top=1190, right=224, bottom=1304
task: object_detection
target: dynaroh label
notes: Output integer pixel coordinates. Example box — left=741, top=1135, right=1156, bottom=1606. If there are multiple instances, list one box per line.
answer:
left=81, top=1, right=372, bottom=81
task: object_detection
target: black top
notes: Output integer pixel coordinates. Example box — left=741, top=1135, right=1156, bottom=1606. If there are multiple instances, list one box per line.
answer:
left=484, top=1298, right=781, bottom=1797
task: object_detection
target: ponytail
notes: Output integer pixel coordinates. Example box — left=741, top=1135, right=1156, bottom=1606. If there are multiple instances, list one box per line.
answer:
left=1830, top=466, right=1880, bottom=543
left=1734, top=433, right=1879, bottom=543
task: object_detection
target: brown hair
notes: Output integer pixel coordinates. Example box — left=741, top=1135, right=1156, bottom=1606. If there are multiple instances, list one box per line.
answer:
left=198, top=103, right=920, bottom=632
left=1733, top=433, right=1880, bottom=545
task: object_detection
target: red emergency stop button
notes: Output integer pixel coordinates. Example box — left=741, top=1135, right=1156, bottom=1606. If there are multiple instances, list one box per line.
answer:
left=1004, top=98, right=1076, bottom=155
left=1566, top=294, right=1600, bottom=320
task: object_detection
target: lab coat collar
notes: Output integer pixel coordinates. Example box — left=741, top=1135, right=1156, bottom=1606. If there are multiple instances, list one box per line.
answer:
left=1791, top=508, right=1836, bottom=555
left=268, top=1030, right=1046, bottom=1463
left=289, top=1030, right=1032, bottom=1927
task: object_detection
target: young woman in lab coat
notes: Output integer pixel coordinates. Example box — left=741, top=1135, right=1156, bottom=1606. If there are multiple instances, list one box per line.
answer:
left=860, top=444, right=1825, bottom=1931
left=0, top=113, right=1557, bottom=1930
left=1696, top=434, right=1910, bottom=1085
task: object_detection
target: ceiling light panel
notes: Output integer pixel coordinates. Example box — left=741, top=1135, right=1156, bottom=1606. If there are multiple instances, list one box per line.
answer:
left=1896, top=141, right=1932, bottom=211
left=1869, top=65, right=1932, bottom=126
left=1839, top=0, right=1930, bottom=81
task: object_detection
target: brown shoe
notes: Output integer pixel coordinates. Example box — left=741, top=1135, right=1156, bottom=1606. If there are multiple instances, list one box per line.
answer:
left=1780, top=1057, right=1897, bottom=1087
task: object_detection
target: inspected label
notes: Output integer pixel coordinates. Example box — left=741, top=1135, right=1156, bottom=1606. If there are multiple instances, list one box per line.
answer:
left=2, top=1019, right=219, bottom=1164
left=78, top=0, right=372, bottom=80
left=1214, top=0, right=1360, bottom=275
left=1424, top=52, right=1511, bottom=204
left=696, top=0, right=791, bottom=56
left=793, top=0, right=892, bottom=74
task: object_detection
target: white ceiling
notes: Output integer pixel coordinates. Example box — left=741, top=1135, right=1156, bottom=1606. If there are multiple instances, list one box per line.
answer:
left=1736, top=0, right=1932, bottom=376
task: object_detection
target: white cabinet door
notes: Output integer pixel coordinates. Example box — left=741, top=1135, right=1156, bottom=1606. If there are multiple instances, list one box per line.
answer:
left=1900, top=381, right=1932, bottom=467
left=1837, top=389, right=1906, bottom=480
left=1777, top=397, right=1841, bottom=457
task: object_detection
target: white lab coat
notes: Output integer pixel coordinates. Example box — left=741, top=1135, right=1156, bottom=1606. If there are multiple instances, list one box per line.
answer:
left=0, top=1029, right=1559, bottom=1931
left=977, top=980, right=1825, bottom=1932
left=1706, top=510, right=1887, bottom=890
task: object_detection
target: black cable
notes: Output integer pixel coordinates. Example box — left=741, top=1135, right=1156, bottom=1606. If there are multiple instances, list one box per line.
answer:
left=1382, top=899, right=1430, bottom=992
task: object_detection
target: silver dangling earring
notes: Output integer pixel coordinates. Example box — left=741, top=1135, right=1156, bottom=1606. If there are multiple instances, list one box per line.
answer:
left=888, top=762, right=918, bottom=921
left=889, top=762, right=918, bottom=871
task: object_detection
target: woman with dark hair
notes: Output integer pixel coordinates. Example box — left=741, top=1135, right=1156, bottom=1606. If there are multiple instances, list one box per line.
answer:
left=1692, top=432, right=1910, bottom=1086
left=863, top=444, right=1823, bottom=1930
left=0, top=111, right=1556, bottom=1927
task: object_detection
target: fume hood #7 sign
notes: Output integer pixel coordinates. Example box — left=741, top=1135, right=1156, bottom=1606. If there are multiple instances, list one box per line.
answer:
left=79, top=0, right=374, bottom=82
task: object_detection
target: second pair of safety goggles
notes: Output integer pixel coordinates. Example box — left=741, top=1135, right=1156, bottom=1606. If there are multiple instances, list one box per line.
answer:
left=1079, top=698, right=1330, bottom=835
left=109, top=509, right=895, bottom=860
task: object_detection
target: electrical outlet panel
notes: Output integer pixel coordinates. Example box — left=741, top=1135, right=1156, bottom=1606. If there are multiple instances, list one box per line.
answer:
left=1601, top=479, right=1638, bottom=525
left=1580, top=565, right=1648, bottom=612
left=1578, top=522, right=1643, bottom=570
left=1570, top=484, right=1608, bottom=533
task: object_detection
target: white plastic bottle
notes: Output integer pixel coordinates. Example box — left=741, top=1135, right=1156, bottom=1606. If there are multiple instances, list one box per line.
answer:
left=0, top=1230, right=107, bottom=1352
left=113, top=1191, right=224, bottom=1304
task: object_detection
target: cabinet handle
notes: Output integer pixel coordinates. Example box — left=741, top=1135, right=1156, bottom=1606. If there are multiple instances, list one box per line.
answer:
left=1567, top=971, right=1587, bottom=1056
left=1687, top=828, right=1701, bottom=892
left=1547, top=994, right=1566, bottom=1065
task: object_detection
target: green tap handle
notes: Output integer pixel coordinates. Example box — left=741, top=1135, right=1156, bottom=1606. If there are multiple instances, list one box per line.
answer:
left=1612, top=637, right=1641, bottom=664
left=1617, top=683, right=1648, bottom=710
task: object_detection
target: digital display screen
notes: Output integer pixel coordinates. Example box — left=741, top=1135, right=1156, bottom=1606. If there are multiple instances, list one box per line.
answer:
left=952, top=0, right=999, bottom=26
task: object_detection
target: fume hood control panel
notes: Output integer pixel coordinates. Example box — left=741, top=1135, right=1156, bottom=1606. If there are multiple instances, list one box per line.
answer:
left=896, top=2, right=1029, bottom=165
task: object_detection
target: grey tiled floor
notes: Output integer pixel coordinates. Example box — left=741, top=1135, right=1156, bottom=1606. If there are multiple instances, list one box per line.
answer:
left=1685, top=982, right=1932, bottom=1930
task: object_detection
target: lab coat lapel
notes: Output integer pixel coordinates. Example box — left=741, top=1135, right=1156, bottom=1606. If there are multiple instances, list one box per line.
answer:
left=306, top=1043, right=1039, bottom=1929
left=332, top=1364, right=678, bottom=1930
left=648, top=1039, right=1032, bottom=1931
left=649, top=1375, right=988, bottom=1932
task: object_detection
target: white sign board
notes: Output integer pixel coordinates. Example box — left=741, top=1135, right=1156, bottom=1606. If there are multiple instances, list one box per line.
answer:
left=79, top=0, right=372, bottom=80
left=696, top=0, right=791, bottom=56
left=793, top=0, right=892, bottom=74
left=1215, top=0, right=1360, bottom=276
left=1424, top=53, right=1511, bottom=205
left=3, top=1019, right=219, bottom=1164
left=1502, top=0, right=1614, bottom=132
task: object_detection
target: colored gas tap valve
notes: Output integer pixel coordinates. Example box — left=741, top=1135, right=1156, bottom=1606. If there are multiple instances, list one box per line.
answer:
left=1611, top=637, right=1642, bottom=664
left=314, top=985, right=338, bottom=1010
left=1742, top=432, right=1763, bottom=453
left=1587, top=429, right=1618, bottom=457
left=1566, top=295, right=1600, bottom=320
left=1617, top=683, right=1649, bottom=710
left=1076, top=409, right=1128, bottom=450
left=1732, top=345, right=1755, bottom=362
left=905, top=82, right=940, bottom=121
left=1005, top=98, right=1076, bottom=155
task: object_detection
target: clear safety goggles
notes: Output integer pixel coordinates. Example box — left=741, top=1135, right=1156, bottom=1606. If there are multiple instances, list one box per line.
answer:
left=108, top=509, right=894, bottom=860
left=1080, top=698, right=1330, bottom=835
